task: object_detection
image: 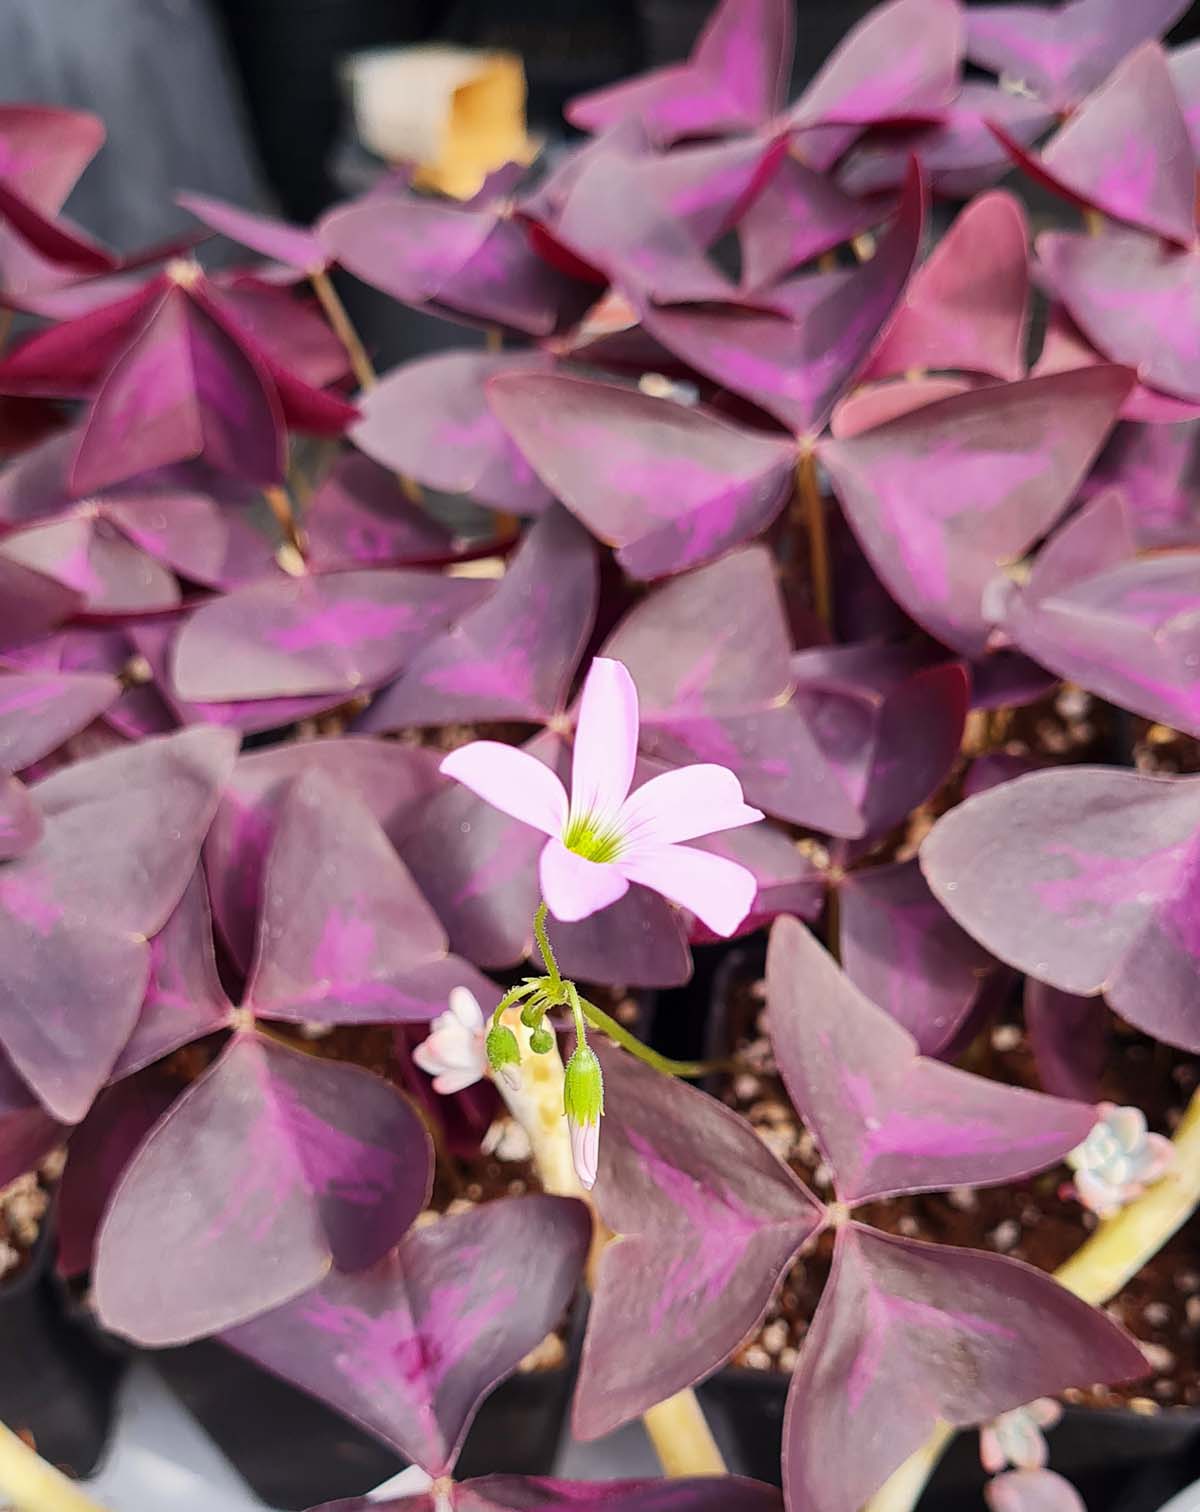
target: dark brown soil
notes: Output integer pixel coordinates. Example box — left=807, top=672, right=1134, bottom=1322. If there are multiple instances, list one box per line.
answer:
left=715, top=964, right=1200, bottom=1411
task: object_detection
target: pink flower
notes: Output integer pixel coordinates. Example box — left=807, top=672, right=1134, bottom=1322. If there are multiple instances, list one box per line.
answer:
left=985, top=1470, right=1084, bottom=1512
left=569, top=1114, right=600, bottom=1190
left=412, top=987, right=487, bottom=1094
left=440, top=657, right=764, bottom=933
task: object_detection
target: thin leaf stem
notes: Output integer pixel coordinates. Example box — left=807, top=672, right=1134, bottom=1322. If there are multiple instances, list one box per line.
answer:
left=796, top=448, right=833, bottom=629
left=263, top=483, right=306, bottom=560
left=579, top=995, right=715, bottom=1080
left=864, top=1085, right=1200, bottom=1512
left=308, top=266, right=424, bottom=506
left=533, top=900, right=561, bottom=988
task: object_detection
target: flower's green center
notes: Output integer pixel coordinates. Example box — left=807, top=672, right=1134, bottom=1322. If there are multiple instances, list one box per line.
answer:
left=563, top=812, right=624, bottom=864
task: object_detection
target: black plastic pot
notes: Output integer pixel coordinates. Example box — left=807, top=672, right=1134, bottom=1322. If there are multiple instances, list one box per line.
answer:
left=698, top=1370, right=1200, bottom=1512
left=0, top=1219, right=124, bottom=1478
left=151, top=1309, right=581, bottom=1510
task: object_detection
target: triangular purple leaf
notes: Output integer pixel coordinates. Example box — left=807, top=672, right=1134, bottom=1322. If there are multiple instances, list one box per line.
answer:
left=818, top=367, right=1133, bottom=656
left=566, top=0, right=793, bottom=143
left=226, top=1194, right=590, bottom=1474
left=0, top=774, right=40, bottom=859
left=765, top=915, right=1097, bottom=1203
left=783, top=1223, right=1145, bottom=1512
left=304, top=452, right=455, bottom=571
left=0, top=515, right=180, bottom=614
left=995, top=44, right=1195, bottom=247
left=1025, top=980, right=1107, bottom=1102
left=0, top=669, right=120, bottom=772
left=171, top=569, right=486, bottom=701
left=640, top=161, right=924, bottom=436
left=0, top=1048, right=64, bottom=1187
left=739, top=154, right=884, bottom=289
left=487, top=372, right=796, bottom=579
left=95, top=1030, right=433, bottom=1344
left=206, top=736, right=441, bottom=969
left=331, top=1478, right=784, bottom=1512
left=865, top=191, right=1030, bottom=382
left=361, top=507, right=597, bottom=729
left=922, top=763, right=1200, bottom=1051
left=177, top=191, right=325, bottom=274
left=0, top=726, right=237, bottom=1120
left=966, top=0, right=1192, bottom=110
left=246, top=770, right=497, bottom=1025
left=352, top=352, right=555, bottom=514
left=575, top=1042, right=823, bottom=1441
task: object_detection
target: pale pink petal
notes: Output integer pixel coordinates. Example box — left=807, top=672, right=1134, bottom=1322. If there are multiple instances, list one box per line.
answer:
left=432, top=1067, right=485, bottom=1095
left=617, top=764, right=763, bottom=852
left=539, top=837, right=629, bottom=923
left=1143, top=1133, right=1176, bottom=1181
left=980, top=1426, right=1006, bottom=1475
left=440, top=740, right=568, bottom=838
left=569, top=1115, right=600, bottom=1190
left=617, top=844, right=757, bottom=937
left=448, top=986, right=484, bottom=1030
left=570, top=658, right=639, bottom=827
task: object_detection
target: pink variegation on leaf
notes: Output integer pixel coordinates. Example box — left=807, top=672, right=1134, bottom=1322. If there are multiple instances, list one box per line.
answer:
left=441, top=658, right=763, bottom=934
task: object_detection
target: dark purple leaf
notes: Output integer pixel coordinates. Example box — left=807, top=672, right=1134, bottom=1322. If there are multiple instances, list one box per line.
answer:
left=71, top=286, right=285, bottom=494
left=0, top=105, right=106, bottom=214
left=865, top=191, right=1030, bottom=382
left=304, top=453, right=455, bottom=572
left=319, top=195, right=586, bottom=338
left=0, top=515, right=180, bottom=614
left=0, top=668, right=118, bottom=772
left=786, top=0, right=963, bottom=131
left=0, top=726, right=237, bottom=1121
left=1025, top=980, right=1107, bottom=1102
left=0, top=774, right=40, bottom=859
left=361, top=507, right=597, bottom=729
left=765, top=915, right=1096, bottom=1202
left=921, top=763, right=1200, bottom=1051
left=566, top=0, right=793, bottom=143
left=1086, top=418, right=1200, bottom=548
left=739, top=154, right=884, bottom=289
left=210, top=277, right=350, bottom=391
left=352, top=352, right=555, bottom=515
left=966, top=0, right=1191, bottom=110
left=830, top=375, right=974, bottom=439
left=836, top=84, right=1054, bottom=200
left=818, top=367, right=1134, bottom=655
left=177, top=191, right=325, bottom=275
left=399, top=734, right=553, bottom=970
left=1003, top=489, right=1200, bottom=736
left=246, top=770, right=498, bottom=1025
left=639, top=161, right=924, bottom=435
left=0, top=552, right=83, bottom=649
left=0, top=180, right=116, bottom=276
left=575, top=1042, right=823, bottom=1440
left=111, top=868, right=233, bottom=1080
left=171, top=569, right=486, bottom=701
left=546, top=886, right=692, bottom=988
left=95, top=1030, right=433, bottom=1344
left=56, top=1068, right=180, bottom=1278
left=839, top=860, right=999, bottom=1057
left=1037, top=228, right=1200, bottom=404
left=206, top=736, right=440, bottom=970
left=783, top=1223, right=1145, bottom=1512
left=791, top=644, right=969, bottom=837
left=487, top=372, right=796, bottom=579
left=0, top=281, right=159, bottom=398
left=0, top=1048, right=64, bottom=1186
left=226, top=1194, right=590, bottom=1474
left=994, top=44, right=1195, bottom=247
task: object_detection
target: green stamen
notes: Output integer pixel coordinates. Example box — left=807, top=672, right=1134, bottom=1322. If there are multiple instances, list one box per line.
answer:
left=563, top=812, right=624, bottom=863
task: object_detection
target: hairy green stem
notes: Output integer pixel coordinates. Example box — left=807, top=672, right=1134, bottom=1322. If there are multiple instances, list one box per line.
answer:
left=533, top=901, right=560, bottom=987
left=579, top=995, right=715, bottom=1079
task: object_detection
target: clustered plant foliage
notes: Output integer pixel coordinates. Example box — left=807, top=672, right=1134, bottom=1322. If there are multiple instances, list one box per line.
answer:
left=0, top=0, right=1199, bottom=1508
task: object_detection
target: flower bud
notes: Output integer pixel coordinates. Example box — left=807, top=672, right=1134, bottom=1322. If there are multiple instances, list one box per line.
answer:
left=529, top=1025, right=555, bottom=1055
left=485, top=1023, right=521, bottom=1091
left=520, top=999, right=545, bottom=1029
left=1067, top=1102, right=1174, bottom=1218
left=563, top=1044, right=603, bottom=1190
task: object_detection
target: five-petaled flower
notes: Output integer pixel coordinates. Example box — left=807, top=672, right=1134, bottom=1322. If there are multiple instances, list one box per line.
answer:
left=440, top=657, right=764, bottom=933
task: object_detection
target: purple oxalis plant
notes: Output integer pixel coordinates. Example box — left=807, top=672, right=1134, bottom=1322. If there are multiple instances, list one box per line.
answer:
left=1, top=0, right=1199, bottom=1508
